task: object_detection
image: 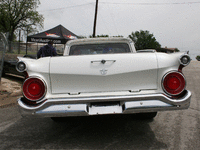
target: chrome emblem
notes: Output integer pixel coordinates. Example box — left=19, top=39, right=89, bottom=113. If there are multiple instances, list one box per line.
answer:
left=100, top=68, right=107, bottom=75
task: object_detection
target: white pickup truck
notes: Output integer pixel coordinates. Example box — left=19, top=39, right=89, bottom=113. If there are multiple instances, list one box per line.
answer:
left=16, top=37, right=191, bottom=120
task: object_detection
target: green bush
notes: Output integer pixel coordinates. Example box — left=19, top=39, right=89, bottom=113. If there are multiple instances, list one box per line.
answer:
left=196, top=55, right=200, bottom=61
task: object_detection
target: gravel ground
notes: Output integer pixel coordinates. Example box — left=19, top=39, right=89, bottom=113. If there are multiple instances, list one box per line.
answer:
left=0, top=77, right=22, bottom=108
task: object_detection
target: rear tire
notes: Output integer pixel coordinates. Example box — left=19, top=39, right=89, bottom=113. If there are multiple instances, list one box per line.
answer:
left=51, top=117, right=66, bottom=122
left=135, top=112, right=157, bottom=120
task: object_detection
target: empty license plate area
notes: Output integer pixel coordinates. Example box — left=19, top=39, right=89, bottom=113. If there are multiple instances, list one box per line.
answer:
left=89, top=101, right=122, bottom=115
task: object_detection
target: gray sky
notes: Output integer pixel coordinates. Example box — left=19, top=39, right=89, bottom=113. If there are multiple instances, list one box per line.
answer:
left=37, top=0, right=200, bottom=57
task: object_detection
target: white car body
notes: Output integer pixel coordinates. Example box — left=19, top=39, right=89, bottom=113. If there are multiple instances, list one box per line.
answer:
left=17, top=38, right=191, bottom=119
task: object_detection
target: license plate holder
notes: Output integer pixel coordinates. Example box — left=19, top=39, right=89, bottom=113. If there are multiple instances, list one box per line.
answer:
left=89, top=104, right=122, bottom=115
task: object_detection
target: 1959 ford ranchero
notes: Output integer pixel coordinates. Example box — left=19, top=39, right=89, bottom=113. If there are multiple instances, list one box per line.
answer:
left=16, top=38, right=191, bottom=120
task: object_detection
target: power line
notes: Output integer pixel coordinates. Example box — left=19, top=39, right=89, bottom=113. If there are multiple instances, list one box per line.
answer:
left=38, top=3, right=93, bottom=12
left=38, top=1, right=200, bottom=12
left=100, top=1, right=200, bottom=5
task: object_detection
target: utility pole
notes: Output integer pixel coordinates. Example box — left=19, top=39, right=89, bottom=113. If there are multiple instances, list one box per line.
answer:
left=93, top=0, right=98, bottom=38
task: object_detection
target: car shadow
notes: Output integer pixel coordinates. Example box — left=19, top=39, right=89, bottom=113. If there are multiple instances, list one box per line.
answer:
left=3, top=74, right=24, bottom=84
left=0, top=114, right=168, bottom=150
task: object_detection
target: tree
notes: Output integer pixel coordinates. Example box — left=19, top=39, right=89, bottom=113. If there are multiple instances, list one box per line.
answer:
left=196, top=55, right=200, bottom=61
left=175, top=48, right=180, bottom=52
left=129, top=30, right=161, bottom=50
left=0, top=0, right=44, bottom=52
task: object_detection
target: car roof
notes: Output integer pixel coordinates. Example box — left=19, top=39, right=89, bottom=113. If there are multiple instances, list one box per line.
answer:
left=66, top=37, right=132, bottom=46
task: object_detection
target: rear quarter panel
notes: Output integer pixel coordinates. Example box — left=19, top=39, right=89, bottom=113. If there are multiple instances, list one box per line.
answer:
left=156, top=52, right=185, bottom=93
left=18, top=57, right=52, bottom=98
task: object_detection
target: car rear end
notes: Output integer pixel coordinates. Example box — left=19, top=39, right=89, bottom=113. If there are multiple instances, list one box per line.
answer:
left=16, top=38, right=192, bottom=119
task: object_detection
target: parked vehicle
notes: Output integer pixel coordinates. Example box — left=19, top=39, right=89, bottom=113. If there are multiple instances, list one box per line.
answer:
left=3, top=54, right=36, bottom=77
left=3, top=60, right=24, bottom=76
left=16, top=38, right=191, bottom=120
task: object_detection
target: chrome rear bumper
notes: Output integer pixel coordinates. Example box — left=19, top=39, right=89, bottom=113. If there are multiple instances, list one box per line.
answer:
left=18, top=90, right=191, bottom=117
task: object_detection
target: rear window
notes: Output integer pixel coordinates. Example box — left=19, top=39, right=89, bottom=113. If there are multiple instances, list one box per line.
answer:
left=69, top=43, right=131, bottom=55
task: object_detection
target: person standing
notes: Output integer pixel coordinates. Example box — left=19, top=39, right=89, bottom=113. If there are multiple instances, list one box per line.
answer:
left=37, top=40, right=57, bottom=58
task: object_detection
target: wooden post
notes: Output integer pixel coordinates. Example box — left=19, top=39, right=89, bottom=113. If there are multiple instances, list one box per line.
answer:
left=18, top=29, right=21, bottom=54
left=26, top=28, right=28, bottom=55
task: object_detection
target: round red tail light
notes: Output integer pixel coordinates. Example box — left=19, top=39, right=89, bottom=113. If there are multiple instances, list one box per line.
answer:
left=23, top=77, right=46, bottom=101
left=162, top=72, right=185, bottom=96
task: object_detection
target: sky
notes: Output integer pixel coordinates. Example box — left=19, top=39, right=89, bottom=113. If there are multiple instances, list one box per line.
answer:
left=36, top=0, right=200, bottom=58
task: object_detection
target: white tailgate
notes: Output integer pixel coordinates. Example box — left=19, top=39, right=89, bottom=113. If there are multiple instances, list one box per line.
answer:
left=50, top=53, right=158, bottom=94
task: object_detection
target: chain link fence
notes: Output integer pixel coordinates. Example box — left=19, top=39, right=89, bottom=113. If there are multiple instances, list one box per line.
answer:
left=6, top=42, right=64, bottom=56
left=7, top=42, right=43, bottom=55
left=0, top=33, right=8, bottom=81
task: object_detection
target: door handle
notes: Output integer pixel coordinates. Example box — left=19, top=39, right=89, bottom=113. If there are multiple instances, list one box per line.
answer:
left=91, top=59, right=116, bottom=64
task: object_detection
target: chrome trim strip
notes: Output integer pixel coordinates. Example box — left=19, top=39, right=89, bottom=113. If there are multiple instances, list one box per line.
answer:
left=125, top=100, right=172, bottom=110
left=36, top=104, right=87, bottom=114
left=137, top=49, right=156, bottom=53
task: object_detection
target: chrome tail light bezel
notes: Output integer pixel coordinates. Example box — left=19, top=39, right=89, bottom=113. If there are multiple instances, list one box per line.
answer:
left=179, top=54, right=191, bottom=66
left=16, top=61, right=27, bottom=72
left=162, top=71, right=186, bottom=96
left=22, top=77, right=47, bottom=102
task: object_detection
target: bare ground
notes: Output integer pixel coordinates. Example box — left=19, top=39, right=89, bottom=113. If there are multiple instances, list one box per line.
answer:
left=0, top=77, right=22, bottom=108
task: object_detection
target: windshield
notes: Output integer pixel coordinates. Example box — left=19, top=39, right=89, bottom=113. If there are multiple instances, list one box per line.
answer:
left=69, top=43, right=131, bottom=55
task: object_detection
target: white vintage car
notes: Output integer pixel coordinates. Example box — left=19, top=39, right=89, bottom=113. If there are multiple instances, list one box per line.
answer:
left=16, top=38, right=191, bottom=120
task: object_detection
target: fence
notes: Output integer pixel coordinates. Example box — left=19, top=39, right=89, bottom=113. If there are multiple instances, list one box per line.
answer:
left=0, top=33, right=8, bottom=81
left=7, top=42, right=65, bottom=55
